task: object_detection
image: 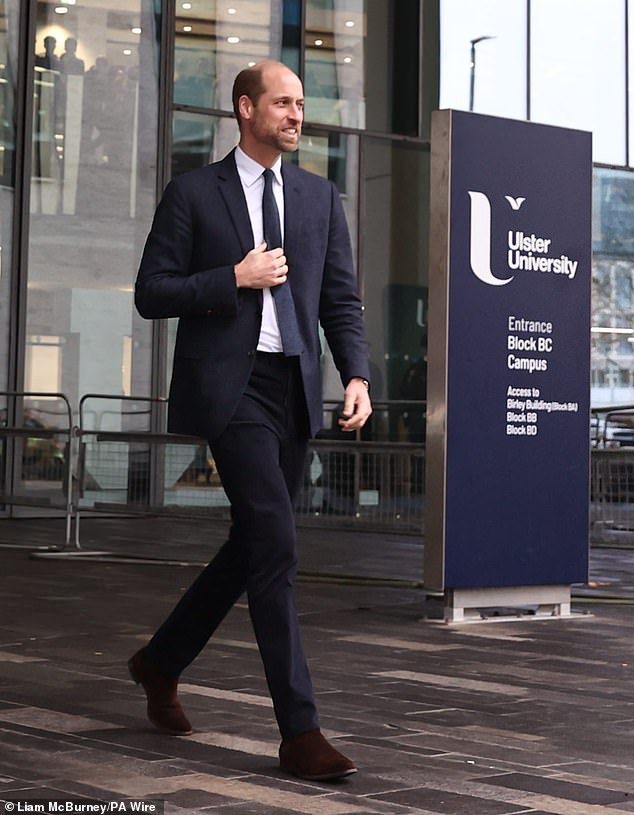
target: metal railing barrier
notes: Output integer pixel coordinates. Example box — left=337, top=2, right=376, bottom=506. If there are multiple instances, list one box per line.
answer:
left=591, top=404, right=634, bottom=547
left=70, top=395, right=426, bottom=548
left=0, top=391, right=74, bottom=547
left=74, top=393, right=217, bottom=548
left=0, top=392, right=426, bottom=550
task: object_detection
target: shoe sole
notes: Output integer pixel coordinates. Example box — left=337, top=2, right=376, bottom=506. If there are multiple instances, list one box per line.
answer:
left=281, top=765, right=357, bottom=781
left=147, top=712, right=193, bottom=737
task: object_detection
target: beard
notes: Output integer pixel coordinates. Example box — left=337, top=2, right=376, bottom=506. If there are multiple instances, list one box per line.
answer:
left=251, top=114, right=301, bottom=153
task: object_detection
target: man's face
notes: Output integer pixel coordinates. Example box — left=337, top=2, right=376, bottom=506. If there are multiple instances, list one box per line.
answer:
left=247, top=65, right=304, bottom=153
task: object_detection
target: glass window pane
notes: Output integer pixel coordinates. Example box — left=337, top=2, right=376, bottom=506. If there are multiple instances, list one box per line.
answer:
left=593, top=167, right=634, bottom=257
left=628, top=4, right=634, bottom=166
left=294, top=130, right=360, bottom=408
left=174, top=1, right=301, bottom=111
left=297, top=129, right=358, bottom=258
left=26, top=0, right=160, bottom=414
left=362, top=139, right=429, bottom=408
left=305, top=0, right=420, bottom=134
left=531, top=0, right=626, bottom=165
left=0, top=1, right=19, bottom=396
left=439, top=0, right=527, bottom=119
left=591, top=168, right=634, bottom=407
left=172, top=111, right=239, bottom=177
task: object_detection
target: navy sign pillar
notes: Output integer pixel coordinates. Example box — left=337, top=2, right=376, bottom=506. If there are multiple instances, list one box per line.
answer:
left=425, top=110, right=592, bottom=623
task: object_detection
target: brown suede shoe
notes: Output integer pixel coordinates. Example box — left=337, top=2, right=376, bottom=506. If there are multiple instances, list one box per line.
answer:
left=279, top=728, right=357, bottom=781
left=128, top=648, right=192, bottom=736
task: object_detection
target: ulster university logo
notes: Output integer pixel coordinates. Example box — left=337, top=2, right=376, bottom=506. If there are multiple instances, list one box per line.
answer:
left=467, top=191, right=515, bottom=287
left=467, top=191, right=579, bottom=287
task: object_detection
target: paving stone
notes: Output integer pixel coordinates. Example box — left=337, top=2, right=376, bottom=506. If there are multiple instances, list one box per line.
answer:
left=475, top=772, right=631, bottom=805
left=1, top=518, right=634, bottom=815
left=367, top=786, right=528, bottom=813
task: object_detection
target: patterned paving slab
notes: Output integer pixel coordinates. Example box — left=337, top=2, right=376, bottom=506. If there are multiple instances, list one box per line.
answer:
left=0, top=520, right=633, bottom=814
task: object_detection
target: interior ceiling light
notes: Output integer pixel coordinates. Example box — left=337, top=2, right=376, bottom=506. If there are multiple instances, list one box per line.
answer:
left=345, top=20, right=355, bottom=27
left=183, top=25, right=192, bottom=31
left=131, top=26, right=142, bottom=34
left=182, top=2, right=192, bottom=8
left=248, top=60, right=256, bottom=67
left=343, top=56, right=352, bottom=63
left=54, top=6, right=69, bottom=13
left=227, top=36, right=240, bottom=43
left=228, top=7, right=237, bottom=13
left=314, top=39, right=323, bottom=46
left=61, top=0, right=76, bottom=4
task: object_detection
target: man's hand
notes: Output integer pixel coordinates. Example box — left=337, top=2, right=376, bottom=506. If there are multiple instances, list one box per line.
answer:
left=235, top=242, right=288, bottom=289
left=338, top=378, right=372, bottom=432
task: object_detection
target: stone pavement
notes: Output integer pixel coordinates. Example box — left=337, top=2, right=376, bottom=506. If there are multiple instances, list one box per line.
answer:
left=0, top=517, right=633, bottom=814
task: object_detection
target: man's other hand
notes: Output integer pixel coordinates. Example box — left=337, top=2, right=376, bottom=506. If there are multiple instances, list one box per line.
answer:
left=338, top=378, right=372, bottom=432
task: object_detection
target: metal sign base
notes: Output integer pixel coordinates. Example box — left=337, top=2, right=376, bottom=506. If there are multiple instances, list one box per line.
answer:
left=442, top=584, right=576, bottom=624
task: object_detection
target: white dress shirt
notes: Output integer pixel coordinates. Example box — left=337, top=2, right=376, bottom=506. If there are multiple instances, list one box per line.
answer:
left=234, top=145, right=284, bottom=353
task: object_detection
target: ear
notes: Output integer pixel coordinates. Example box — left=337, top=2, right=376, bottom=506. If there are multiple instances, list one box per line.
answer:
left=238, top=94, right=253, bottom=121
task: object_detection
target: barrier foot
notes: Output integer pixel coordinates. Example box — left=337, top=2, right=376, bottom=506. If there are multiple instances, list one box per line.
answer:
left=439, top=585, right=587, bottom=624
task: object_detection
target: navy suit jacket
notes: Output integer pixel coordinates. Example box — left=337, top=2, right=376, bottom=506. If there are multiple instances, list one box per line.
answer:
left=135, top=150, right=370, bottom=441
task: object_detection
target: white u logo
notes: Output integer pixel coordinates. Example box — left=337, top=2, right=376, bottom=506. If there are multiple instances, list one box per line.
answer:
left=467, top=191, right=514, bottom=287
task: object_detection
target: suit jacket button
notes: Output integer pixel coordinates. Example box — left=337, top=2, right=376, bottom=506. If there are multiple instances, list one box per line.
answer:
left=247, top=350, right=255, bottom=357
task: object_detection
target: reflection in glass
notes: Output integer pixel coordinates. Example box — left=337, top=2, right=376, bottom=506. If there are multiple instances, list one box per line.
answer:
left=0, top=4, right=16, bottom=185
left=0, top=1, right=19, bottom=505
left=593, top=169, right=634, bottom=257
left=305, top=0, right=365, bottom=128
left=172, top=111, right=238, bottom=177
left=591, top=168, right=634, bottom=406
left=172, top=111, right=215, bottom=176
left=297, top=130, right=358, bottom=258
left=305, top=0, right=419, bottom=134
left=1, top=396, right=71, bottom=499
left=362, top=139, right=429, bottom=415
left=26, top=0, right=160, bottom=421
left=174, top=1, right=300, bottom=112
left=0, top=1, right=19, bottom=404
left=630, top=10, right=634, bottom=167
left=295, top=131, right=359, bottom=404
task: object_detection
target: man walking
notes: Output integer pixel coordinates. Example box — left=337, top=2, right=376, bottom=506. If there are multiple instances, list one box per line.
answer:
left=130, top=60, right=371, bottom=781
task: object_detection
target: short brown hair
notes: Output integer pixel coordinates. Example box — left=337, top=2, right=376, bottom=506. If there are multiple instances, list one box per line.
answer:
left=232, top=65, right=266, bottom=124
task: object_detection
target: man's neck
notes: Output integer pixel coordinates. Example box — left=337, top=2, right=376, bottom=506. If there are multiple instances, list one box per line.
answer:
left=238, top=139, right=281, bottom=170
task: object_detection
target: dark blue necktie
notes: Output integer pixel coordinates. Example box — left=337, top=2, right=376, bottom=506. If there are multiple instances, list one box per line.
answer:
left=262, top=168, right=303, bottom=356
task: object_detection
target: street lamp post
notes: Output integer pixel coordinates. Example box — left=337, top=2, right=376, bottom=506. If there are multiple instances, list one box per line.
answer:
left=469, top=35, right=495, bottom=112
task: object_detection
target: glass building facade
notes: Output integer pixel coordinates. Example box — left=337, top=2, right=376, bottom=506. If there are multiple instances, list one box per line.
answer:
left=0, top=0, right=632, bottom=524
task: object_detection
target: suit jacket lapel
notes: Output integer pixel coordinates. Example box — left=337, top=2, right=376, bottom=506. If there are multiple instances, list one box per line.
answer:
left=217, top=149, right=254, bottom=256
left=282, top=163, right=304, bottom=293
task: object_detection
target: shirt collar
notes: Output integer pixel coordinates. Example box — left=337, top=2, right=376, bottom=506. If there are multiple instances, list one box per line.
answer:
left=235, top=145, right=283, bottom=188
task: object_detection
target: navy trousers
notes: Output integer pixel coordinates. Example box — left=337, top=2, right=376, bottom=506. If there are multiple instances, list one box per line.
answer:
left=144, top=351, right=319, bottom=739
